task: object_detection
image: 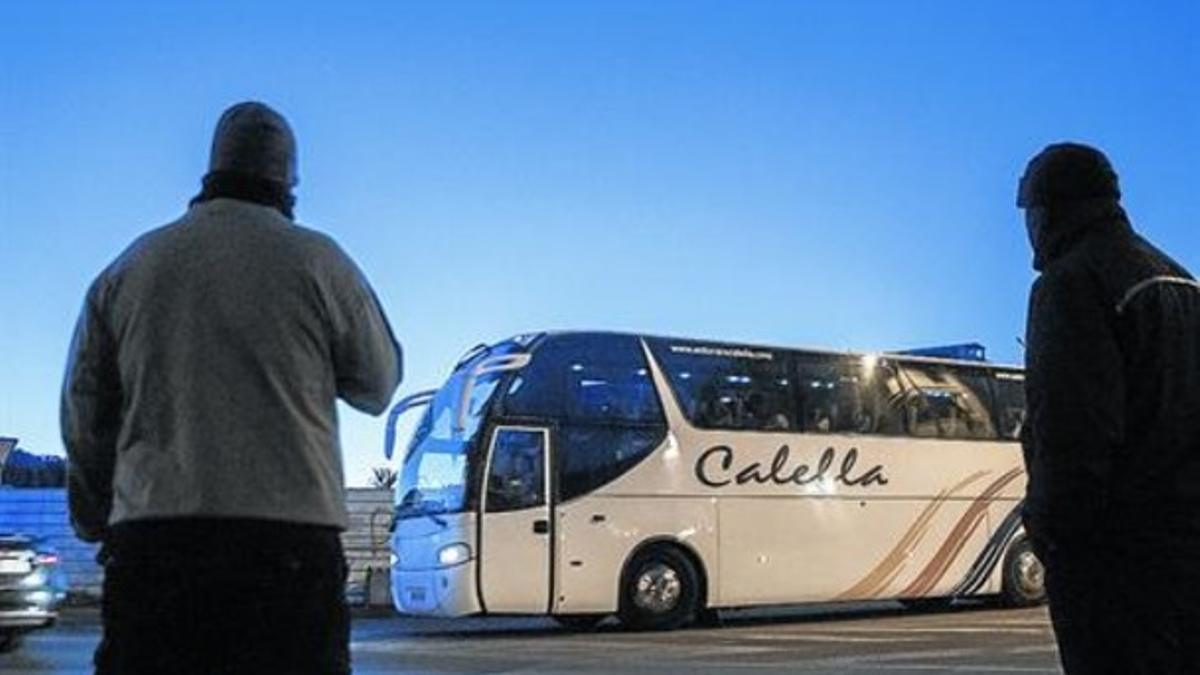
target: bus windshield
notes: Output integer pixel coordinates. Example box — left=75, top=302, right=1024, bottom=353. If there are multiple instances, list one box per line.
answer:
left=395, top=344, right=521, bottom=519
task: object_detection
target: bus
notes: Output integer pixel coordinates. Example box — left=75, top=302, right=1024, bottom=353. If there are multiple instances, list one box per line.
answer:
left=384, top=331, right=1043, bottom=630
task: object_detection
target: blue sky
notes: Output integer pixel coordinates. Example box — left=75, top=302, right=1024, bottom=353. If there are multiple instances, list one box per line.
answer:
left=1, top=2, right=1197, bottom=486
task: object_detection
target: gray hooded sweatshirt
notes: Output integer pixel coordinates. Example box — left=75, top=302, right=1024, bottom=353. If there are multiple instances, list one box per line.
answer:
left=61, top=197, right=401, bottom=541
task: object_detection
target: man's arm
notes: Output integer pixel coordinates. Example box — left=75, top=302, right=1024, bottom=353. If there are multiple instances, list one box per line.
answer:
left=1022, top=267, right=1125, bottom=543
left=325, top=247, right=402, bottom=415
left=60, top=283, right=122, bottom=543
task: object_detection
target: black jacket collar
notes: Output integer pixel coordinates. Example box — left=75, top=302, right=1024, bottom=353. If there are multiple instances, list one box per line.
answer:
left=190, top=170, right=295, bottom=220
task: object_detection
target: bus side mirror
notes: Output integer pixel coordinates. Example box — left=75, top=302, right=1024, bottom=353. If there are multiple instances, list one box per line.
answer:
left=454, top=353, right=533, bottom=433
left=384, top=390, right=437, bottom=460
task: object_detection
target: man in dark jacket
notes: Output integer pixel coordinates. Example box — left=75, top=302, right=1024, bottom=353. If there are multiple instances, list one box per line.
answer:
left=62, top=102, right=402, bottom=674
left=1019, top=143, right=1200, bottom=674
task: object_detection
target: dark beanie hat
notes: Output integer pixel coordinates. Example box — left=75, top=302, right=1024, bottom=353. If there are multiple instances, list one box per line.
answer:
left=208, top=102, right=298, bottom=187
left=1017, top=142, right=1120, bottom=208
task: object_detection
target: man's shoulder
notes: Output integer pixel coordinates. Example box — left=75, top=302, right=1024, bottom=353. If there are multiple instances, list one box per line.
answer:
left=92, top=218, right=186, bottom=289
left=187, top=199, right=351, bottom=264
left=1076, top=226, right=1189, bottom=302
left=1076, top=226, right=1141, bottom=264
left=285, top=221, right=342, bottom=253
left=283, top=222, right=364, bottom=280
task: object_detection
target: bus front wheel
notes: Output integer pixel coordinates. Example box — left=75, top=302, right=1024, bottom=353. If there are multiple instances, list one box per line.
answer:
left=1001, top=536, right=1047, bottom=607
left=618, top=545, right=701, bottom=631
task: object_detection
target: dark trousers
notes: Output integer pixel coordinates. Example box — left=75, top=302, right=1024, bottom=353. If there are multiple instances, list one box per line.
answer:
left=1038, top=534, right=1200, bottom=675
left=94, top=518, right=350, bottom=675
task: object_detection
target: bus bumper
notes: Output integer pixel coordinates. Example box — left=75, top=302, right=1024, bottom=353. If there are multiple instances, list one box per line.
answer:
left=391, top=562, right=480, bottom=617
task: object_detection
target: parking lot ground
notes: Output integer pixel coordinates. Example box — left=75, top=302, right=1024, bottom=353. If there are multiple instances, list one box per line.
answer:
left=1, top=602, right=1060, bottom=674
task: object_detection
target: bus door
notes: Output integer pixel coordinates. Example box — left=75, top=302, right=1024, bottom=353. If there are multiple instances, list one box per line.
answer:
left=479, top=426, right=553, bottom=613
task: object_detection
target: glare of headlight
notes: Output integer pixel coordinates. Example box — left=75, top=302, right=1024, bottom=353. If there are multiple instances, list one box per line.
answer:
left=438, top=543, right=471, bottom=567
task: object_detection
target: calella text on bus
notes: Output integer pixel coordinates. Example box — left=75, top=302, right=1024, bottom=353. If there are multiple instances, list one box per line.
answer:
left=694, top=445, right=889, bottom=489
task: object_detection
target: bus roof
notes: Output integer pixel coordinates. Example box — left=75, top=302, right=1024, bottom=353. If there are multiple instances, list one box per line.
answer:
left=520, top=330, right=1024, bottom=373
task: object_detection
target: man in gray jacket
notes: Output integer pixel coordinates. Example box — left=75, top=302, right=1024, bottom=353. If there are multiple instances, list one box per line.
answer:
left=61, top=101, right=401, bottom=674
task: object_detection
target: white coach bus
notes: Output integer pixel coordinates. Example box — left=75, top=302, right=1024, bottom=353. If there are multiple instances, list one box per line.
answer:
left=384, top=332, right=1043, bottom=630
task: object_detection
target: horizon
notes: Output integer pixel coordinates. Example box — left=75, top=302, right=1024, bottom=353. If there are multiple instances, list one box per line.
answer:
left=2, top=1, right=1197, bottom=486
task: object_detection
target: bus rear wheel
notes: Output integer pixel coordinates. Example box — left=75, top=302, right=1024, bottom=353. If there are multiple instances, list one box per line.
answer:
left=618, top=545, right=700, bottom=631
left=1001, top=536, right=1046, bottom=607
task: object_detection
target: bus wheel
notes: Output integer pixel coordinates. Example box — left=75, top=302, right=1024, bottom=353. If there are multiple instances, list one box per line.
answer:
left=618, top=545, right=700, bottom=631
left=553, top=614, right=606, bottom=631
left=1001, top=536, right=1046, bottom=607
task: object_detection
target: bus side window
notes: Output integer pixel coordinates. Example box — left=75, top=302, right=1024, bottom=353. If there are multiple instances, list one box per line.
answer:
left=692, top=364, right=794, bottom=431
left=856, top=360, right=907, bottom=436
left=955, top=369, right=1000, bottom=440
left=486, top=429, right=546, bottom=513
left=796, top=356, right=867, bottom=434
left=565, top=362, right=661, bottom=423
left=897, top=363, right=998, bottom=440
left=558, top=426, right=665, bottom=502
left=991, top=374, right=1026, bottom=440
left=556, top=334, right=669, bottom=502
left=649, top=341, right=795, bottom=432
left=502, top=333, right=664, bottom=423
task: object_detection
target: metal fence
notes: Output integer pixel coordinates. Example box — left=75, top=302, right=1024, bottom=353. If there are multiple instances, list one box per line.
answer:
left=0, top=488, right=394, bottom=606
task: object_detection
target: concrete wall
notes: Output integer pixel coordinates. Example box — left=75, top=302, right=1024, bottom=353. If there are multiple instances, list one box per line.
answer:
left=0, top=488, right=394, bottom=605
left=343, top=488, right=395, bottom=605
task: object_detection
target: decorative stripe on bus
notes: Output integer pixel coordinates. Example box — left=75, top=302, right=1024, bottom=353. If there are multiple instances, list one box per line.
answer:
left=835, top=471, right=989, bottom=601
left=949, top=501, right=1024, bottom=598
left=899, top=467, right=1025, bottom=598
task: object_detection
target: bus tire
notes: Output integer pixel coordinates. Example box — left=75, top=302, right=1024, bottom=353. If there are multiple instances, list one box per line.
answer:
left=695, top=607, right=723, bottom=627
left=618, top=545, right=701, bottom=631
left=1001, top=536, right=1046, bottom=607
left=553, top=614, right=606, bottom=631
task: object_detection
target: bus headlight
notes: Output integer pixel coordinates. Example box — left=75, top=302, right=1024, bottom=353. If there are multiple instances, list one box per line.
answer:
left=437, top=543, right=472, bottom=567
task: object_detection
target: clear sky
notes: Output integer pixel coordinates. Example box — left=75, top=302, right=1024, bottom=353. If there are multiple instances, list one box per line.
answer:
left=1, top=2, right=1196, bottom=486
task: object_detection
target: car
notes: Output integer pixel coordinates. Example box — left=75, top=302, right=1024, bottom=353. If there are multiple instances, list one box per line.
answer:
left=0, top=533, right=67, bottom=653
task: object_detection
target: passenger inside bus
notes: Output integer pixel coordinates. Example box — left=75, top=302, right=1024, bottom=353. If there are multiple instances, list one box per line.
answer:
left=747, top=391, right=791, bottom=430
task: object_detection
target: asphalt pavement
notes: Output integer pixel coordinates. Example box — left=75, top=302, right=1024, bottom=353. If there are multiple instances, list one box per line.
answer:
left=1, top=602, right=1061, bottom=674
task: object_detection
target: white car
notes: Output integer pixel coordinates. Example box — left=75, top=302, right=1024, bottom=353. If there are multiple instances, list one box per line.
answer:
left=0, top=533, right=66, bottom=652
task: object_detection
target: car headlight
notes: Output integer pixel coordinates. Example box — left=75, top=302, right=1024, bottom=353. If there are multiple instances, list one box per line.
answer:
left=437, top=543, right=472, bottom=567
